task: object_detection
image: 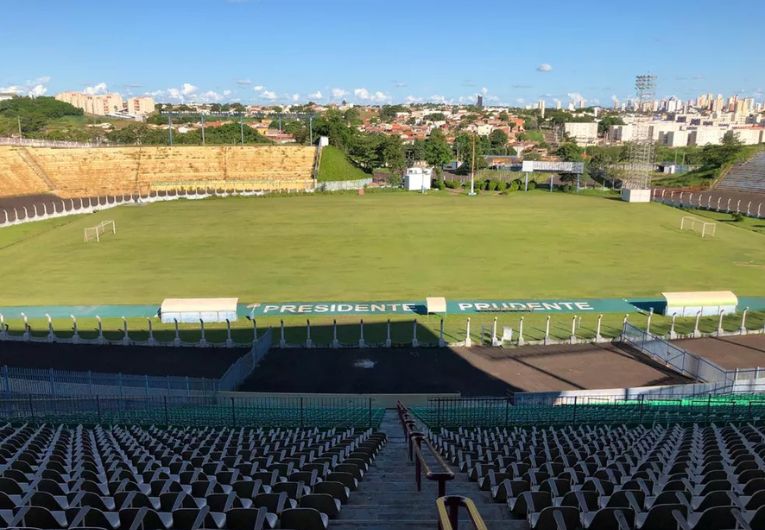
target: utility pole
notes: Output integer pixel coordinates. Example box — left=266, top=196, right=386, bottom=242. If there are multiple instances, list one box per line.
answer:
left=168, top=114, right=173, bottom=146
left=201, top=114, right=206, bottom=146
left=469, top=133, right=477, bottom=196
left=240, top=115, right=245, bottom=145
left=309, top=115, right=313, bottom=145
left=17, top=116, right=22, bottom=139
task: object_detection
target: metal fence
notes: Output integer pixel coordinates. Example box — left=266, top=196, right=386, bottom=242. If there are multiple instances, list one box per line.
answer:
left=0, top=137, right=108, bottom=148
left=622, top=322, right=761, bottom=383
left=218, top=328, right=273, bottom=390
left=1, top=329, right=273, bottom=398
left=1, top=365, right=219, bottom=398
left=0, top=393, right=383, bottom=428
left=416, top=393, right=765, bottom=428
left=652, top=188, right=764, bottom=219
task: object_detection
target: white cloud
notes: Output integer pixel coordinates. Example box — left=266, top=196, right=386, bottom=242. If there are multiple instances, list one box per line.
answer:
left=567, top=92, right=586, bottom=106
left=291, top=93, right=300, bottom=102
left=429, top=95, right=449, bottom=104
left=236, top=79, right=252, bottom=86
left=331, top=88, right=348, bottom=99
left=611, top=95, right=620, bottom=103
left=405, top=95, right=422, bottom=103
left=481, top=87, right=489, bottom=95
left=516, top=97, right=526, bottom=104
left=353, top=88, right=390, bottom=102
left=201, top=90, right=223, bottom=102
left=84, top=82, right=108, bottom=95
left=166, top=88, right=182, bottom=101
left=394, top=81, right=407, bottom=88
left=223, top=89, right=232, bottom=97
left=260, top=90, right=277, bottom=100
left=537, top=63, right=553, bottom=72
left=253, top=85, right=264, bottom=91
left=0, top=85, right=23, bottom=95
left=181, top=83, right=198, bottom=96
left=29, top=84, right=47, bottom=97
left=308, top=90, right=323, bottom=100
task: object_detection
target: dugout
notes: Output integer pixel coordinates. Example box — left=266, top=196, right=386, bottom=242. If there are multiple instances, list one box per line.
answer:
left=160, top=298, right=239, bottom=323
left=661, top=291, right=738, bottom=317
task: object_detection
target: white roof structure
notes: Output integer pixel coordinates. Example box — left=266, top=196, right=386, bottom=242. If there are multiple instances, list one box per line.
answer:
left=661, top=291, right=738, bottom=317
left=160, top=298, right=239, bottom=323
left=426, top=297, right=447, bottom=314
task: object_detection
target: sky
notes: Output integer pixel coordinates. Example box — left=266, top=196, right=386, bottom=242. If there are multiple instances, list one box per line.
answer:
left=1, top=0, right=763, bottom=107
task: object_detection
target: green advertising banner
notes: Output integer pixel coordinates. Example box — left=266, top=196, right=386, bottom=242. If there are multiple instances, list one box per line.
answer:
left=1, top=296, right=762, bottom=320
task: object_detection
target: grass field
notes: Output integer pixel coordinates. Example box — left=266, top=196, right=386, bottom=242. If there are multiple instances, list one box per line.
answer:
left=1, top=191, right=764, bottom=307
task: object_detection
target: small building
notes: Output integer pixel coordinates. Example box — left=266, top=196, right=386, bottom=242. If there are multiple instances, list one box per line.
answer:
left=160, top=298, right=239, bottom=323
left=404, top=165, right=433, bottom=191
left=661, top=291, right=738, bottom=317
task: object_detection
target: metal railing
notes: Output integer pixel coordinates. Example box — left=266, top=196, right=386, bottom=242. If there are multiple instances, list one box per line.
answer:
left=397, top=401, right=454, bottom=497
left=653, top=188, right=764, bottom=219
left=1, top=329, right=272, bottom=398
left=0, top=393, right=382, bottom=428
left=436, top=496, right=488, bottom=530
left=622, top=322, right=762, bottom=383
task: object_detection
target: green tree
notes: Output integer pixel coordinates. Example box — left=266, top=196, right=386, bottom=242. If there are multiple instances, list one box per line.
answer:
left=424, top=129, right=452, bottom=167
left=489, top=129, right=509, bottom=152
left=381, top=135, right=406, bottom=174
left=597, top=115, right=625, bottom=136
left=555, top=142, right=584, bottom=162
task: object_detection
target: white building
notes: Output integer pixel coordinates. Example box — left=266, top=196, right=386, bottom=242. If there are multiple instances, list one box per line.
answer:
left=688, top=127, right=727, bottom=146
left=731, top=128, right=764, bottom=145
left=563, top=122, right=598, bottom=145
left=608, top=124, right=635, bottom=143
left=658, top=130, right=689, bottom=147
left=404, top=166, right=433, bottom=191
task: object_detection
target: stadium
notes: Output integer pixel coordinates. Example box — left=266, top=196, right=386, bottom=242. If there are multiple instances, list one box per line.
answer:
left=1, top=136, right=765, bottom=530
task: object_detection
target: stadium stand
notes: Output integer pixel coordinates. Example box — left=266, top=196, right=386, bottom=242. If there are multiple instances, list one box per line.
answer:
left=0, top=148, right=53, bottom=197
left=716, top=151, right=765, bottom=194
left=408, top=397, right=765, bottom=530
left=0, top=145, right=317, bottom=199
left=0, top=422, right=386, bottom=530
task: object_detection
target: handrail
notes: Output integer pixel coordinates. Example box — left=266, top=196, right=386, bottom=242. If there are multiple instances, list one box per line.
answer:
left=397, top=401, right=454, bottom=496
left=436, top=495, right=489, bottom=530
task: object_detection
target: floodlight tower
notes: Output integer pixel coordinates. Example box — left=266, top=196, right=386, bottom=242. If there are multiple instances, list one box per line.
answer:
left=621, top=74, right=656, bottom=203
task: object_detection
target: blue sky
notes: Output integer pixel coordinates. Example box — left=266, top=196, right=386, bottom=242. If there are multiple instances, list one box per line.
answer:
left=2, top=0, right=763, bottom=106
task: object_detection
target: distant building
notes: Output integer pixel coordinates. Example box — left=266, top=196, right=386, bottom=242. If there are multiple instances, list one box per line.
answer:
left=404, top=164, right=432, bottom=191
left=476, top=95, right=484, bottom=108
left=563, top=122, right=598, bottom=145
left=56, top=91, right=155, bottom=117
left=126, top=96, right=155, bottom=116
left=0, top=92, right=15, bottom=101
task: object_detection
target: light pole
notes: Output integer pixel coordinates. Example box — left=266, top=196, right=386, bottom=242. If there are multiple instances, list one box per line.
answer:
left=201, top=114, right=205, bottom=145
left=468, top=133, right=477, bottom=196
left=240, top=115, right=244, bottom=145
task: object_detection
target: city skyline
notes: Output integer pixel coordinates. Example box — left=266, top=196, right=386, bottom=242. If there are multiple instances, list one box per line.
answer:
left=1, top=0, right=763, bottom=106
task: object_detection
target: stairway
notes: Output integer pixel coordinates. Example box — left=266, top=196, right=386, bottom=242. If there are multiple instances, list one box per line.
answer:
left=333, top=409, right=526, bottom=530
left=17, top=147, right=56, bottom=191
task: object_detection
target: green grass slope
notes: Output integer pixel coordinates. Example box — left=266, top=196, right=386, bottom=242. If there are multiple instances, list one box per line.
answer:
left=0, top=192, right=763, bottom=306
left=317, top=145, right=370, bottom=181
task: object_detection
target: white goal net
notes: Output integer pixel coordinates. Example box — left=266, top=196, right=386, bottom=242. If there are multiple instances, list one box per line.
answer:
left=84, top=220, right=116, bottom=242
left=680, top=216, right=716, bottom=238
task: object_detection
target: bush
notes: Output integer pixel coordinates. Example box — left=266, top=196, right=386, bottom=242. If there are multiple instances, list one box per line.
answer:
left=488, top=180, right=499, bottom=191
left=508, top=181, right=520, bottom=192
left=527, top=180, right=537, bottom=190
left=732, top=212, right=744, bottom=222
left=388, top=173, right=402, bottom=187
left=436, top=179, right=446, bottom=190
left=563, top=184, right=574, bottom=193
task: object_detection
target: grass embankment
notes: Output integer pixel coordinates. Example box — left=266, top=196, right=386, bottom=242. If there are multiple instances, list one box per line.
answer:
left=317, top=145, right=370, bottom=182
left=654, top=144, right=765, bottom=189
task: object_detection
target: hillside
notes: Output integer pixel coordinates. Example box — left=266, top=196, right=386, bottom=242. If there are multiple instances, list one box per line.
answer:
left=317, top=145, right=370, bottom=181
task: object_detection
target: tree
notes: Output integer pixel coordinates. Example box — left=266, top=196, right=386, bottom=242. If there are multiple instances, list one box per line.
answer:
left=597, top=115, right=624, bottom=136
left=489, top=129, right=509, bottom=152
left=381, top=135, right=406, bottom=174
left=498, top=111, right=509, bottom=122
left=555, top=142, right=584, bottom=162
left=454, top=133, right=488, bottom=174
left=424, top=129, right=451, bottom=168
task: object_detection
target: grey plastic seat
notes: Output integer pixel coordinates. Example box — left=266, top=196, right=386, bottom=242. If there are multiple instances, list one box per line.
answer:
left=312, top=481, right=349, bottom=504
left=581, top=507, right=634, bottom=530
left=172, top=506, right=218, bottom=530
left=529, top=505, right=579, bottom=530
left=636, top=503, right=687, bottom=530
left=299, top=493, right=341, bottom=518
left=225, top=507, right=277, bottom=530
left=672, top=505, right=737, bottom=530
left=252, top=492, right=295, bottom=514
left=8, top=505, right=68, bottom=529
left=509, top=491, right=552, bottom=517
left=279, top=507, right=329, bottom=530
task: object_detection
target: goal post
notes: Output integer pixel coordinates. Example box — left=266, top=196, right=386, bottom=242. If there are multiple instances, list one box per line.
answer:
left=84, top=220, right=116, bottom=243
left=680, top=216, right=716, bottom=238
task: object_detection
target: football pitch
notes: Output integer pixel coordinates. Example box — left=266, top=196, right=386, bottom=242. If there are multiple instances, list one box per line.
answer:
left=1, top=190, right=764, bottom=306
